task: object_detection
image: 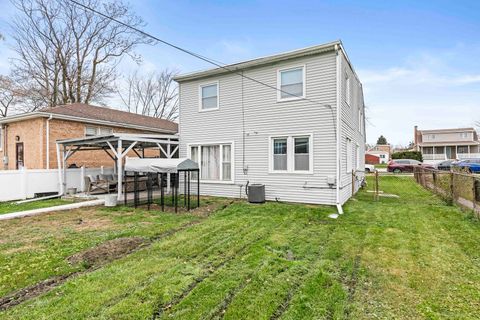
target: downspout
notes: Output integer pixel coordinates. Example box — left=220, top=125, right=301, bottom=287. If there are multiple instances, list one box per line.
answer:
left=46, top=114, right=53, bottom=169
left=335, top=44, right=343, bottom=214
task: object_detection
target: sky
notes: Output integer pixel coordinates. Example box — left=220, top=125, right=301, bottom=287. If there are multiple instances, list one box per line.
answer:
left=0, top=0, right=479, bottom=146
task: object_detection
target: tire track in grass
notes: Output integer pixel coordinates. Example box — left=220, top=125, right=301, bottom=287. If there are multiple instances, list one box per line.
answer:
left=151, top=236, right=263, bottom=319
left=0, top=219, right=205, bottom=312
left=95, top=220, right=267, bottom=317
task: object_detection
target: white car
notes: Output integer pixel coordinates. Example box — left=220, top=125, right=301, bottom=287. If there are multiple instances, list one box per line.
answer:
left=365, top=164, right=375, bottom=173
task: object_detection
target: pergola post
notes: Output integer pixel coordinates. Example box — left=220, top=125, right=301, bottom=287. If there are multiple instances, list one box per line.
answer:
left=167, top=140, right=171, bottom=194
left=117, top=139, right=123, bottom=201
left=56, top=143, right=63, bottom=195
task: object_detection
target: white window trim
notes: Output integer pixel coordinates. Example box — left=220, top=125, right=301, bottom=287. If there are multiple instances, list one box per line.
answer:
left=198, top=81, right=220, bottom=112
left=85, top=125, right=113, bottom=137
left=345, top=71, right=351, bottom=107
left=187, top=141, right=235, bottom=184
left=346, top=138, right=353, bottom=174
left=277, top=65, right=306, bottom=102
left=268, top=133, right=313, bottom=174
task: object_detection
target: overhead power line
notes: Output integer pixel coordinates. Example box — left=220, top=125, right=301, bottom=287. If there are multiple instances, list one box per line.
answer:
left=66, top=0, right=334, bottom=110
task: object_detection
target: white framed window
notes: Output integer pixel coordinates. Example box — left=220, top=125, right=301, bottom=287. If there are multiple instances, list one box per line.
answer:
left=85, top=126, right=98, bottom=136
left=460, top=132, right=468, bottom=139
left=358, top=107, right=363, bottom=134
left=99, top=127, right=113, bottom=135
left=188, top=142, right=233, bottom=183
left=356, top=144, right=360, bottom=169
left=345, top=72, right=351, bottom=106
left=269, top=134, right=313, bottom=174
left=85, top=126, right=113, bottom=136
left=277, top=66, right=305, bottom=101
left=346, top=138, right=353, bottom=173
left=199, top=82, right=219, bottom=111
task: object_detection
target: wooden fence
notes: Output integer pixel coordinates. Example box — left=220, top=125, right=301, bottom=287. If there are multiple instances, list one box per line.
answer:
left=413, top=167, right=480, bottom=217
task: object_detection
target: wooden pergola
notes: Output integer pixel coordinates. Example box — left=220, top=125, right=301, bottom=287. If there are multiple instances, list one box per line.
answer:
left=56, top=133, right=179, bottom=200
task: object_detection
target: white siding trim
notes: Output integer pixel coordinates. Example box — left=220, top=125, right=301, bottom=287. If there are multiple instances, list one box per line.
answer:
left=198, top=81, right=220, bottom=112
left=268, top=133, right=313, bottom=174
left=187, top=141, right=235, bottom=184
left=276, top=65, right=306, bottom=102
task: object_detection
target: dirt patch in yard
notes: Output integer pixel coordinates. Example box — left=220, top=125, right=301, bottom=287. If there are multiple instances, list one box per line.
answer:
left=67, top=237, right=148, bottom=267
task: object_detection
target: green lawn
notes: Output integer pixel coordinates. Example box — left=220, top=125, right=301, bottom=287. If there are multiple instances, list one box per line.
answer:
left=0, top=198, right=73, bottom=215
left=1, top=177, right=479, bottom=319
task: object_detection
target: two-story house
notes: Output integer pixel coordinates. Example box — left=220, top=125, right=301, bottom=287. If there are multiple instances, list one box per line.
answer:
left=175, top=41, right=366, bottom=212
left=414, top=126, right=480, bottom=162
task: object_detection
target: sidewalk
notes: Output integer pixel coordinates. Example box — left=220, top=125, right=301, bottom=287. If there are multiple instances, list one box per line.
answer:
left=0, top=199, right=105, bottom=221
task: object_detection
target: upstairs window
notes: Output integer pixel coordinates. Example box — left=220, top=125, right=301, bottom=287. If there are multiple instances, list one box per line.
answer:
left=345, top=73, right=352, bottom=106
left=278, top=66, right=305, bottom=101
left=200, top=83, right=219, bottom=111
left=460, top=132, right=468, bottom=139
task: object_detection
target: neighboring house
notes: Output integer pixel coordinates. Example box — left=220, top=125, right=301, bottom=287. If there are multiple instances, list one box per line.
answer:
left=414, top=126, right=480, bottom=162
left=175, top=40, right=366, bottom=210
left=0, top=104, right=177, bottom=170
left=365, top=153, right=380, bottom=165
left=367, top=144, right=391, bottom=164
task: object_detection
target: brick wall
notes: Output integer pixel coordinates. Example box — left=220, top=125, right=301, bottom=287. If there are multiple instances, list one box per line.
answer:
left=0, top=118, right=45, bottom=170
left=1, top=117, right=171, bottom=170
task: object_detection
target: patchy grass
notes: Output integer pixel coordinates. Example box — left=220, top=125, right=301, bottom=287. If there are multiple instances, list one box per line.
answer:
left=0, top=198, right=74, bottom=215
left=1, top=177, right=480, bottom=319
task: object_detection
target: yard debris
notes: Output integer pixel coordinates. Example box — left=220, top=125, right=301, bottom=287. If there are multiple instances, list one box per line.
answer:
left=328, top=213, right=339, bottom=219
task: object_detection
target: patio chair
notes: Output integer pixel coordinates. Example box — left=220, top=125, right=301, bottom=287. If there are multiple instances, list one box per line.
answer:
left=84, top=175, right=110, bottom=195
left=99, top=174, right=118, bottom=192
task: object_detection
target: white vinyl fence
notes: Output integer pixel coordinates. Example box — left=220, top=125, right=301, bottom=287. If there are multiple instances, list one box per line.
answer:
left=0, top=167, right=114, bottom=202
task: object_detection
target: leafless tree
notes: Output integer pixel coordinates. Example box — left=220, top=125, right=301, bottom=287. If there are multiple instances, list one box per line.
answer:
left=0, top=76, right=15, bottom=117
left=118, top=69, right=179, bottom=121
left=9, top=0, right=151, bottom=110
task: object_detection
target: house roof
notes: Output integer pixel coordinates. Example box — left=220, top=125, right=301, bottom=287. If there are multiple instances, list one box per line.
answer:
left=419, top=127, right=476, bottom=134
left=174, top=40, right=349, bottom=82
left=0, top=103, right=178, bottom=134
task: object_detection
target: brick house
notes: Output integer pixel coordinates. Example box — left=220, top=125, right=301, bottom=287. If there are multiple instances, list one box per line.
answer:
left=0, top=104, right=177, bottom=170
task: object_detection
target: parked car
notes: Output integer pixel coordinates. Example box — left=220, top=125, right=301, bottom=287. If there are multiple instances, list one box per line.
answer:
left=365, top=164, right=375, bottom=173
left=387, top=159, right=434, bottom=173
left=451, top=159, right=480, bottom=173
left=435, top=160, right=455, bottom=171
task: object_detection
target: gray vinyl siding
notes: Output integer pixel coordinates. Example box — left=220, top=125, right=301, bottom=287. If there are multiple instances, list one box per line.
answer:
left=178, top=48, right=364, bottom=206
left=339, top=51, right=366, bottom=204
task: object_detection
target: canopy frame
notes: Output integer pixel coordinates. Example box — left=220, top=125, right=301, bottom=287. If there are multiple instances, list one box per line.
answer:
left=56, top=133, right=179, bottom=200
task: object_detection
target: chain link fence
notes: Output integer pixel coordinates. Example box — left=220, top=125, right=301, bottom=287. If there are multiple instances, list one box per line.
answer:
left=413, top=167, right=480, bottom=218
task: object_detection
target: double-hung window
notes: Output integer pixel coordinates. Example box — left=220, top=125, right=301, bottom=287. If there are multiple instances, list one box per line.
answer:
left=278, top=66, right=305, bottom=101
left=199, top=82, right=219, bottom=111
left=345, top=73, right=352, bottom=106
left=189, top=143, right=233, bottom=182
left=346, top=138, right=353, bottom=173
left=270, top=135, right=312, bottom=173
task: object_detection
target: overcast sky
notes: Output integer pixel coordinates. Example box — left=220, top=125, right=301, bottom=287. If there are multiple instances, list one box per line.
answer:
left=0, top=0, right=479, bottom=146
